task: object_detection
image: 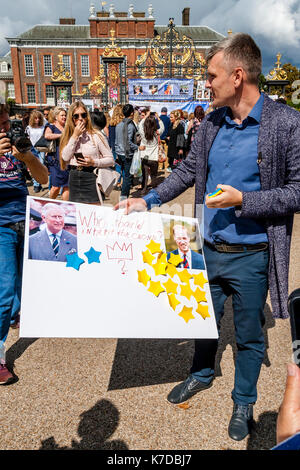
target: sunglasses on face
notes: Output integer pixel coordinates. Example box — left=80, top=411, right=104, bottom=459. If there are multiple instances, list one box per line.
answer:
left=73, top=112, right=87, bottom=120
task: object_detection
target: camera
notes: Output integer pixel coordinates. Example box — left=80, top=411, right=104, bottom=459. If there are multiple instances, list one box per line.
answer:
left=6, top=120, right=32, bottom=153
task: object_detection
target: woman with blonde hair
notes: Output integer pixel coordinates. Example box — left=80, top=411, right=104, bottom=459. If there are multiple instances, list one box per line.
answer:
left=26, top=109, right=46, bottom=192
left=165, top=109, right=185, bottom=172
left=44, top=107, right=68, bottom=200
left=60, top=101, right=114, bottom=204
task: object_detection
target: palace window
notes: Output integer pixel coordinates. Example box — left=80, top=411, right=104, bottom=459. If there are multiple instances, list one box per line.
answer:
left=1, top=62, right=8, bottom=73
left=81, top=55, right=90, bottom=77
left=62, top=55, right=71, bottom=73
left=24, top=55, right=34, bottom=76
left=27, top=84, right=36, bottom=103
left=45, top=85, right=55, bottom=104
left=43, top=55, right=53, bottom=76
left=7, top=83, right=15, bottom=99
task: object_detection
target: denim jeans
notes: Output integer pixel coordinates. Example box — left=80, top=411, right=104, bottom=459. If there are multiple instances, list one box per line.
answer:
left=0, top=227, right=24, bottom=343
left=117, top=154, right=133, bottom=198
left=31, top=147, right=45, bottom=188
left=191, top=243, right=269, bottom=405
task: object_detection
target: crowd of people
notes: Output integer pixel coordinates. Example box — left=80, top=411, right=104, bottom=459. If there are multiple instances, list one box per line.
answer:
left=1, top=30, right=300, bottom=449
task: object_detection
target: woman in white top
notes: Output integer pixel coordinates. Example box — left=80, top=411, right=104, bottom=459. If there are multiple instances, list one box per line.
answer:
left=60, top=102, right=114, bottom=204
left=26, top=110, right=45, bottom=193
left=139, top=112, right=164, bottom=194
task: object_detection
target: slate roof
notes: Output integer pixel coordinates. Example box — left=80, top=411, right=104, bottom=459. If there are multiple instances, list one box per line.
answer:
left=7, top=24, right=224, bottom=44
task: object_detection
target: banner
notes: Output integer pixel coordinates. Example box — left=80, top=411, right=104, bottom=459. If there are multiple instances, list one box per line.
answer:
left=128, top=79, right=194, bottom=101
left=20, top=197, right=218, bottom=339
left=129, top=100, right=211, bottom=114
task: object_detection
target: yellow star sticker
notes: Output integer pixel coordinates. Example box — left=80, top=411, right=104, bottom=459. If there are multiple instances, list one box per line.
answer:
left=137, top=269, right=151, bottom=287
left=142, top=249, right=155, bottom=266
left=146, top=240, right=163, bottom=255
left=157, top=252, right=167, bottom=264
left=148, top=280, right=165, bottom=297
left=177, top=269, right=193, bottom=284
left=163, top=278, right=179, bottom=295
left=166, top=263, right=179, bottom=278
left=195, top=303, right=210, bottom=319
left=178, top=306, right=195, bottom=323
left=193, top=272, right=208, bottom=289
left=193, top=288, right=207, bottom=303
left=152, top=261, right=168, bottom=276
left=168, top=293, right=181, bottom=311
left=180, top=283, right=194, bottom=301
left=168, top=252, right=184, bottom=267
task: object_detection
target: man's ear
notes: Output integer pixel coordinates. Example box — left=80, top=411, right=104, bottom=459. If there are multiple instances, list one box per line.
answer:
left=233, top=67, right=244, bottom=88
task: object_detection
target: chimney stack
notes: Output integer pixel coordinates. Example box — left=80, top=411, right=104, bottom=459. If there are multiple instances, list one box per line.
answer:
left=182, top=8, right=190, bottom=26
left=59, top=18, right=76, bottom=25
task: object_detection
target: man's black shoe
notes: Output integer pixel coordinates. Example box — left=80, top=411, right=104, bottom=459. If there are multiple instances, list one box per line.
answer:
left=228, top=404, right=254, bottom=441
left=167, top=375, right=213, bottom=404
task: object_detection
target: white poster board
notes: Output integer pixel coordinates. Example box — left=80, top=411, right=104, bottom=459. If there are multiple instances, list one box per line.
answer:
left=20, top=197, right=218, bottom=339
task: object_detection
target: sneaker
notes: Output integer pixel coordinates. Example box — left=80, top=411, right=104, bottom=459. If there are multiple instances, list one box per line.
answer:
left=0, top=364, right=14, bottom=385
left=166, top=167, right=172, bottom=173
left=10, top=313, right=20, bottom=329
left=33, top=185, right=41, bottom=193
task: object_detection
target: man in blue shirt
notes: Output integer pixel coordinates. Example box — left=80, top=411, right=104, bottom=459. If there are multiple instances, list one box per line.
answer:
left=0, top=104, right=48, bottom=384
left=115, top=34, right=300, bottom=441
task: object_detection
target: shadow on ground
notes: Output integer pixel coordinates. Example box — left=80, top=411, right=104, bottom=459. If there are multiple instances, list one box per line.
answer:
left=39, top=399, right=128, bottom=450
left=108, top=301, right=275, bottom=390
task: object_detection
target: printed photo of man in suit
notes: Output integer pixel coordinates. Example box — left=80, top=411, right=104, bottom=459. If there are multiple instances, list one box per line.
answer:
left=28, top=203, right=77, bottom=262
left=167, top=224, right=205, bottom=270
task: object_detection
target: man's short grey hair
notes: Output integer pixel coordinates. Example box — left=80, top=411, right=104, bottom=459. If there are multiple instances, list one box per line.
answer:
left=206, top=33, right=262, bottom=85
left=41, top=203, right=65, bottom=217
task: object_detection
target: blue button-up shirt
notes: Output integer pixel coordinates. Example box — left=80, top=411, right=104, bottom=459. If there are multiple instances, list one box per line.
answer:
left=144, top=94, right=268, bottom=245
left=204, top=93, right=268, bottom=244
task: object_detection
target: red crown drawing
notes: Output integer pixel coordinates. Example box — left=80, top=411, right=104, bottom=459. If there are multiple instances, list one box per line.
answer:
left=106, top=242, right=133, bottom=260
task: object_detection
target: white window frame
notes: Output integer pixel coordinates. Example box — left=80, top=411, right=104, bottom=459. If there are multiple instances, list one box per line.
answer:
left=1, top=62, right=8, bottom=73
left=27, top=84, right=36, bottom=103
left=45, top=85, right=55, bottom=105
left=62, top=55, right=71, bottom=73
left=24, top=55, right=34, bottom=76
left=7, top=83, right=15, bottom=99
left=43, top=55, right=53, bottom=76
left=81, top=55, right=90, bottom=77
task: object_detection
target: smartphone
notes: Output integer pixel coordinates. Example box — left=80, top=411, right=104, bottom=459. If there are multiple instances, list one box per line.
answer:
left=288, top=288, right=300, bottom=366
left=74, top=153, right=83, bottom=160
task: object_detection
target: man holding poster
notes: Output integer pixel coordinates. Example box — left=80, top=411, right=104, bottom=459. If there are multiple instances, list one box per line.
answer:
left=115, top=33, right=300, bottom=441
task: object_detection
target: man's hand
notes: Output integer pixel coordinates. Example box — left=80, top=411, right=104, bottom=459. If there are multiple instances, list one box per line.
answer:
left=114, top=198, right=147, bottom=215
left=277, top=363, right=300, bottom=444
left=11, top=146, right=33, bottom=163
left=0, top=132, right=12, bottom=156
left=205, top=184, right=243, bottom=209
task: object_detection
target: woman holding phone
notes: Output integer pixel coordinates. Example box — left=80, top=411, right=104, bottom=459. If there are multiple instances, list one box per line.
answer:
left=60, top=102, right=114, bottom=204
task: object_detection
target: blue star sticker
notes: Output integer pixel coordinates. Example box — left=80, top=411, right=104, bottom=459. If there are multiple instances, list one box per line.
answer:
left=84, top=247, right=102, bottom=264
left=66, top=252, right=85, bottom=271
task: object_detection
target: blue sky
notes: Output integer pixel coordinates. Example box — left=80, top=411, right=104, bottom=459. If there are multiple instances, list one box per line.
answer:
left=1, top=0, right=300, bottom=75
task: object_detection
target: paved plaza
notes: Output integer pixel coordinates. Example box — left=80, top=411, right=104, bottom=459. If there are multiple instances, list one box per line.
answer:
left=1, top=173, right=300, bottom=451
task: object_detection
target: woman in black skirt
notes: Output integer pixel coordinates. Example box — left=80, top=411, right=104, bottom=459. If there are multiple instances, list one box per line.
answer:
left=60, top=102, right=114, bottom=204
left=165, top=109, right=185, bottom=173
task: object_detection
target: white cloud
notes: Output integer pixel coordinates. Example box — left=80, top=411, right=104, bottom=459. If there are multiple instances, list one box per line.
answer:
left=200, top=0, right=300, bottom=70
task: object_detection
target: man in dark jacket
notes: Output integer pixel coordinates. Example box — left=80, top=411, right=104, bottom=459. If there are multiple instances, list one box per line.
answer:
left=115, top=104, right=143, bottom=199
left=115, top=34, right=300, bottom=441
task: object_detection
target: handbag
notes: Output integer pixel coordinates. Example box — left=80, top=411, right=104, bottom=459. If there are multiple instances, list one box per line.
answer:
left=93, top=166, right=120, bottom=201
left=34, top=135, right=56, bottom=153
left=176, top=133, right=186, bottom=149
left=158, top=143, right=166, bottom=163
